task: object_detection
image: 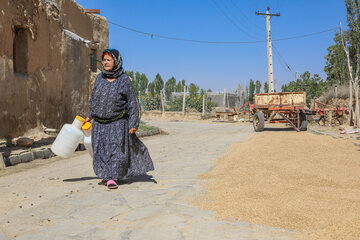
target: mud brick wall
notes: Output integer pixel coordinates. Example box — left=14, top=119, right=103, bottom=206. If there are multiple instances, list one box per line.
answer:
left=0, top=0, right=109, bottom=137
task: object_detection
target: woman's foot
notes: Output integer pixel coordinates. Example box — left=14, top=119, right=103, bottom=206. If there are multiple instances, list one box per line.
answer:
left=107, top=180, right=118, bottom=189
left=98, top=179, right=106, bottom=185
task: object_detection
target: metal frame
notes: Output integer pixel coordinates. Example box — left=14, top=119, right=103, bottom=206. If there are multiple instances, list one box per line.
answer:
left=252, top=92, right=309, bottom=132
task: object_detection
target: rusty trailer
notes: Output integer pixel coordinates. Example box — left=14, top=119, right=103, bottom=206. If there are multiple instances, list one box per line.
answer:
left=252, top=92, right=310, bottom=132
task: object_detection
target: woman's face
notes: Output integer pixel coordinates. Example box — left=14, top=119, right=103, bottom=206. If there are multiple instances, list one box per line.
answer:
left=102, top=53, right=115, bottom=71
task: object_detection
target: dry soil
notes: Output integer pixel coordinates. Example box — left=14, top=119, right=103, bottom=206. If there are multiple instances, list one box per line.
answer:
left=199, top=131, right=360, bottom=240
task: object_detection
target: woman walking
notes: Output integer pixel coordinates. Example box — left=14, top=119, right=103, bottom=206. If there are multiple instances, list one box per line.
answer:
left=85, top=48, right=154, bottom=189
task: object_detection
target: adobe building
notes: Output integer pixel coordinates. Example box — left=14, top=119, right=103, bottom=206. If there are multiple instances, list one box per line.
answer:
left=0, top=0, right=108, bottom=138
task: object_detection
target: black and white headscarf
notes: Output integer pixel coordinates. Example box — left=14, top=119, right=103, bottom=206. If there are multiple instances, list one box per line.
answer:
left=101, top=48, right=124, bottom=79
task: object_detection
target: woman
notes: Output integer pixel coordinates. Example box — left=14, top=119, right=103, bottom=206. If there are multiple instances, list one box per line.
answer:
left=85, top=48, right=154, bottom=189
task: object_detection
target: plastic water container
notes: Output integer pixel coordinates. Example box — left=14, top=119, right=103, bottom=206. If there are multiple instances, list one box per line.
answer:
left=51, top=116, right=85, bottom=158
left=82, top=122, right=93, bottom=157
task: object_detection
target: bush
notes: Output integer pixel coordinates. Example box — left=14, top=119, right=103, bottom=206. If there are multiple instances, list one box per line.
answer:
left=141, top=94, right=216, bottom=112
left=166, top=97, right=183, bottom=111
left=142, top=93, right=161, bottom=110
left=137, top=121, right=160, bottom=137
left=318, top=84, right=350, bottom=103
left=166, top=96, right=216, bottom=112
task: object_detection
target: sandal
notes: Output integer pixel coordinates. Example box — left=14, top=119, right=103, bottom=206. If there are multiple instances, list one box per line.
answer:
left=98, top=179, right=106, bottom=185
left=107, top=180, right=118, bottom=189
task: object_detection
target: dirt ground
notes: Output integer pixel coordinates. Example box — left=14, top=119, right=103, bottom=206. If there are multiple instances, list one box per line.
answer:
left=2, top=115, right=360, bottom=239
left=198, top=130, right=360, bottom=240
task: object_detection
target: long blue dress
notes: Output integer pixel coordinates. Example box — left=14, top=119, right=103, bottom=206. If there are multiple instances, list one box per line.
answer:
left=88, top=73, right=154, bottom=181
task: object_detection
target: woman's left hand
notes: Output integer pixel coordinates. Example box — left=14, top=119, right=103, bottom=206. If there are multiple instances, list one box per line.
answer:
left=129, top=128, right=137, bottom=134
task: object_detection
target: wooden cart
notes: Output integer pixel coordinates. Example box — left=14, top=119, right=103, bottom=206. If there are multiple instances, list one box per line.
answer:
left=252, top=92, right=309, bottom=132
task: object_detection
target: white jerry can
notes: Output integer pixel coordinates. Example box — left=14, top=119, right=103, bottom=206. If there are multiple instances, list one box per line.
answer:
left=82, top=122, right=93, bottom=157
left=51, top=116, right=85, bottom=158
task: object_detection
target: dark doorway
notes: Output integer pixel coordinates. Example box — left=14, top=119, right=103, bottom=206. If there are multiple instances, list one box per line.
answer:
left=13, top=27, right=29, bottom=75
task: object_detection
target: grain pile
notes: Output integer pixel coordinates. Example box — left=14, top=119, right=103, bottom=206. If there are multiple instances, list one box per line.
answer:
left=199, top=132, right=360, bottom=239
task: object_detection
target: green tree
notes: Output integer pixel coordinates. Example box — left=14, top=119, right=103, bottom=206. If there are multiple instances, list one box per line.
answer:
left=174, top=79, right=186, bottom=92
left=125, top=70, right=139, bottom=95
left=125, top=71, right=147, bottom=96
left=342, top=0, right=360, bottom=127
left=345, top=0, right=360, bottom=62
left=189, top=83, right=199, bottom=98
left=249, top=79, right=255, bottom=102
left=139, top=73, right=148, bottom=95
left=148, top=82, right=155, bottom=96
left=182, top=80, right=186, bottom=90
left=207, top=88, right=212, bottom=92
left=153, top=73, right=164, bottom=95
left=324, top=32, right=350, bottom=86
left=281, top=71, right=327, bottom=104
left=175, top=82, right=182, bottom=92
left=255, top=80, right=262, bottom=93
left=133, top=72, right=141, bottom=94
left=164, top=76, right=176, bottom=100
left=281, top=84, right=288, bottom=92
left=125, top=70, right=134, bottom=81
left=264, top=82, right=269, bottom=93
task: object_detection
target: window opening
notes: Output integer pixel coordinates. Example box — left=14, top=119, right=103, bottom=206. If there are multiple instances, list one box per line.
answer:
left=90, top=49, right=97, bottom=72
left=13, top=27, right=29, bottom=75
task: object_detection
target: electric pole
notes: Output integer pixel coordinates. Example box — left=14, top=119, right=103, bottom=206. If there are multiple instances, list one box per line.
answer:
left=256, top=7, right=280, bottom=93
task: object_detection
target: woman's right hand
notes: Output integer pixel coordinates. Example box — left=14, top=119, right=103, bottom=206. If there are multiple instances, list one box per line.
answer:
left=85, top=117, right=92, bottom=123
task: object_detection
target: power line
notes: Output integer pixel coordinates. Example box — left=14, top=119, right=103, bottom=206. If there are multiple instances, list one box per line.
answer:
left=230, top=0, right=265, bottom=30
left=272, top=44, right=297, bottom=79
left=211, top=0, right=259, bottom=39
left=108, top=20, right=337, bottom=45
left=108, top=20, right=263, bottom=44
left=250, top=0, right=261, bottom=13
left=216, top=0, right=263, bottom=38
left=273, top=28, right=336, bottom=42
left=272, top=44, right=294, bottom=73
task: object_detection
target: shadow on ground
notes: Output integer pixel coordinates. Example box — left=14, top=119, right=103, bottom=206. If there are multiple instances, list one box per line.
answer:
left=63, top=174, right=157, bottom=185
left=263, top=127, right=296, bottom=132
left=120, top=174, right=157, bottom=184
left=63, top=176, right=99, bottom=182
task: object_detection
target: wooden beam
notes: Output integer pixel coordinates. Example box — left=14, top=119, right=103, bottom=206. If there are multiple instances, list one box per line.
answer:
left=84, top=9, right=100, bottom=14
left=0, top=153, right=6, bottom=170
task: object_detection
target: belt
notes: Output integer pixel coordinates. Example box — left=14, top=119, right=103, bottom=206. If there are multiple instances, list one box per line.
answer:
left=93, top=111, right=128, bottom=124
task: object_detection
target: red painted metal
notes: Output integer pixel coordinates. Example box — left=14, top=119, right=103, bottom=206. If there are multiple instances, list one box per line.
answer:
left=311, top=98, right=348, bottom=116
left=233, top=101, right=255, bottom=115
left=252, top=92, right=309, bottom=131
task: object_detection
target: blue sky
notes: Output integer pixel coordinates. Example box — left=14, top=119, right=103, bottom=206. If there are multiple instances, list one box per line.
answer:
left=75, top=0, right=347, bottom=93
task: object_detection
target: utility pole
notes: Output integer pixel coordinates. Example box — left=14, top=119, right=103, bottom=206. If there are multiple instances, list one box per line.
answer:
left=223, top=88, right=227, bottom=108
left=296, top=71, right=298, bottom=81
left=256, top=7, right=280, bottom=93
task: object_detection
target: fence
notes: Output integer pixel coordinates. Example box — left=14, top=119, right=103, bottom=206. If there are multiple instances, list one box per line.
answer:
left=138, top=87, right=216, bottom=116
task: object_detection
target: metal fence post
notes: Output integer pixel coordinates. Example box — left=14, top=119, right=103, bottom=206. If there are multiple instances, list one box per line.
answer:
left=139, top=92, right=146, bottom=113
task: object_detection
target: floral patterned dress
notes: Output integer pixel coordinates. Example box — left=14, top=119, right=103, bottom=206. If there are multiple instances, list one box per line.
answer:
left=88, top=73, right=154, bottom=181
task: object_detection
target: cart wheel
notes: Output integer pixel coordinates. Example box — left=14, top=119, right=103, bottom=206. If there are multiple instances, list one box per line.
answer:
left=253, top=112, right=265, bottom=132
left=299, top=119, right=308, bottom=131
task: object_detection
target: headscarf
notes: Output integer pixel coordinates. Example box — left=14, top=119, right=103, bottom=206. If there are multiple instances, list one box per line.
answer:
left=101, top=48, right=124, bottom=79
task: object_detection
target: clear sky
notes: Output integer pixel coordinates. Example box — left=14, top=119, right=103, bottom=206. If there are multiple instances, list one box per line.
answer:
left=75, top=0, right=348, bottom=93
